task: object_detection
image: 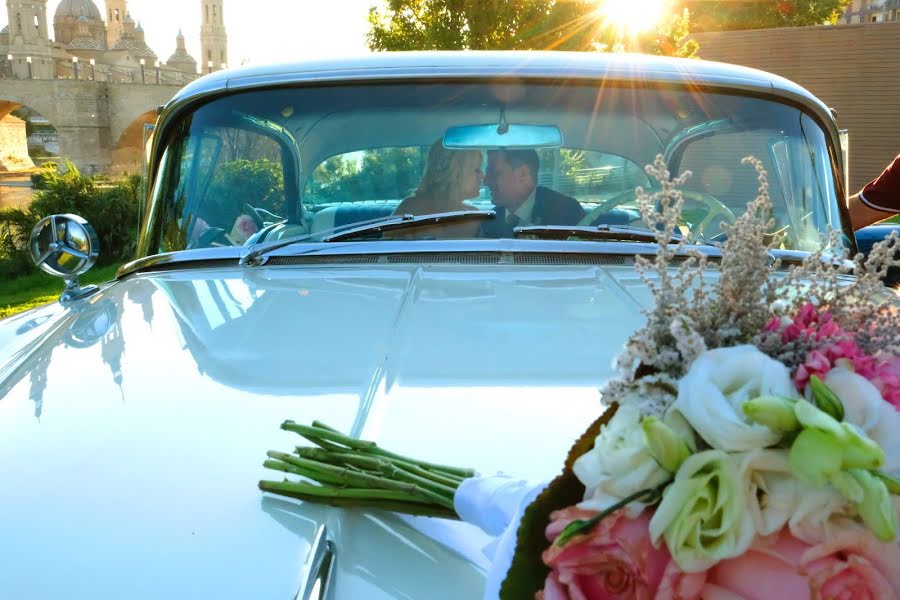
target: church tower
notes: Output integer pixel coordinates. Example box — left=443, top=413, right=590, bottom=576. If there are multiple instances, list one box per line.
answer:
left=106, top=0, right=128, bottom=46
left=5, top=0, right=53, bottom=79
left=166, top=29, right=198, bottom=75
left=200, top=0, right=227, bottom=74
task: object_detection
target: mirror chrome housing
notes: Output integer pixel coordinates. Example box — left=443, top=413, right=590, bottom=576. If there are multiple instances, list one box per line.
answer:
left=29, top=214, right=101, bottom=302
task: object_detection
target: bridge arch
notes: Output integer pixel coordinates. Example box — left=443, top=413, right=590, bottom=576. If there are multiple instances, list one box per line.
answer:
left=110, top=109, right=158, bottom=174
left=0, top=91, right=58, bottom=124
left=1, top=79, right=179, bottom=174
left=0, top=99, right=60, bottom=172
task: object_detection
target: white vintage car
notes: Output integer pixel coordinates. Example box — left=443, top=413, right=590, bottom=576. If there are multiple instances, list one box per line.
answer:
left=0, top=52, right=858, bottom=598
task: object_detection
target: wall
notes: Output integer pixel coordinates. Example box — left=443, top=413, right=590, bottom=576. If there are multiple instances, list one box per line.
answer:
left=691, top=21, right=900, bottom=192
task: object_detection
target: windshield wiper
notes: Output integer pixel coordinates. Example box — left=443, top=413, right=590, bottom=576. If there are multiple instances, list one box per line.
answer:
left=240, top=210, right=495, bottom=266
left=322, top=210, right=495, bottom=242
left=514, top=224, right=686, bottom=244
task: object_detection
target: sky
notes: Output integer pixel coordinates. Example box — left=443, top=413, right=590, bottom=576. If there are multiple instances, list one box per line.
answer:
left=2, top=0, right=374, bottom=66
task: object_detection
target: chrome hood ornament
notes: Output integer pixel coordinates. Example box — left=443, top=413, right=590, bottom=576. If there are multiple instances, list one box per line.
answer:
left=29, top=214, right=101, bottom=302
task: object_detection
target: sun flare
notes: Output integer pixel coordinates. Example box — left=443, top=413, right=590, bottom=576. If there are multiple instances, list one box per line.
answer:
left=597, top=0, right=669, bottom=34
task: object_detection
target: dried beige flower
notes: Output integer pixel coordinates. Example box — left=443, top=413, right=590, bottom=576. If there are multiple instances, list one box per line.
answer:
left=605, top=154, right=900, bottom=415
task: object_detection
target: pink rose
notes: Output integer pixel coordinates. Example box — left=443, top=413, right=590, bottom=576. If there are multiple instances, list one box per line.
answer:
left=804, top=527, right=900, bottom=599
left=539, top=507, right=671, bottom=600
left=655, top=527, right=900, bottom=600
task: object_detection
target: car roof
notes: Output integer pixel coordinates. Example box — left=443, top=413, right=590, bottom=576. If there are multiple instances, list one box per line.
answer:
left=164, top=51, right=834, bottom=127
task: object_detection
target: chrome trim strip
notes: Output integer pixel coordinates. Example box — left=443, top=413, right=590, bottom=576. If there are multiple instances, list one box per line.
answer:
left=119, top=239, right=816, bottom=278
left=295, top=525, right=335, bottom=600
left=118, top=240, right=728, bottom=278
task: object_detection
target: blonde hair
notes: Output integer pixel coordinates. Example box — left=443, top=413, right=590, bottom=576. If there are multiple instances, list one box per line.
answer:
left=414, top=141, right=482, bottom=200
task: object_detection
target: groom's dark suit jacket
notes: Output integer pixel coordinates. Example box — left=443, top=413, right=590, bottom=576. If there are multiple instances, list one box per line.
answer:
left=482, top=186, right=585, bottom=238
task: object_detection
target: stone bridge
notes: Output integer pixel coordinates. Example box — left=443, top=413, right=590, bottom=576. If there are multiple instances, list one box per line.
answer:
left=0, top=79, right=181, bottom=174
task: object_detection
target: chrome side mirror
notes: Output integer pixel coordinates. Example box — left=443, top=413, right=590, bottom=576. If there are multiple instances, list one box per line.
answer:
left=29, top=214, right=101, bottom=302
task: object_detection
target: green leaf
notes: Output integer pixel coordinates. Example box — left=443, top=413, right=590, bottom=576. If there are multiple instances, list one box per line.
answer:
left=499, top=404, right=618, bottom=600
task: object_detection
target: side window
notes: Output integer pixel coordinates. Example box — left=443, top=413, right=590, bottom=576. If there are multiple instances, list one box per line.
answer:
left=677, top=129, right=823, bottom=248
left=303, top=146, right=430, bottom=207
left=537, top=150, right=649, bottom=203
left=205, top=127, right=285, bottom=220
left=162, top=125, right=286, bottom=251
left=678, top=130, right=786, bottom=211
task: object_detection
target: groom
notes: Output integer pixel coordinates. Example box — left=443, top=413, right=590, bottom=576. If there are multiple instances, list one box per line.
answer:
left=481, top=148, right=585, bottom=238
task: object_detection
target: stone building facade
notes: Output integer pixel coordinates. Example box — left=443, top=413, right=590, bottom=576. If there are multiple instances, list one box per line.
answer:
left=1, top=0, right=226, bottom=80
left=843, top=0, right=900, bottom=24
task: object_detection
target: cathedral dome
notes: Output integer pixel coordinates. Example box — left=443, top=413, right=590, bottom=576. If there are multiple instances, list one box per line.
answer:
left=111, top=37, right=157, bottom=59
left=54, top=0, right=103, bottom=21
left=68, top=36, right=105, bottom=51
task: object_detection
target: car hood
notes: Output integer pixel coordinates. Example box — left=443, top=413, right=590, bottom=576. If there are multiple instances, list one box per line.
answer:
left=0, top=262, right=654, bottom=598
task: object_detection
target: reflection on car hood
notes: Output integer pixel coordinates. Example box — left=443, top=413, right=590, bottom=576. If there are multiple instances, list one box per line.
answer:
left=0, top=263, right=658, bottom=598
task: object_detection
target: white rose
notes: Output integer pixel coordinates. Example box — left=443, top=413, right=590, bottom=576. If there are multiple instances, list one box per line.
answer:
left=787, top=483, right=851, bottom=544
left=672, top=345, right=798, bottom=452
left=736, top=449, right=795, bottom=536
left=824, top=367, right=900, bottom=474
left=573, top=404, right=670, bottom=516
left=735, top=449, right=847, bottom=543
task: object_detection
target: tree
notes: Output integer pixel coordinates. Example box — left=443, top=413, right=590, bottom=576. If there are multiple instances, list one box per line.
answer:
left=367, top=0, right=697, bottom=57
left=307, top=148, right=429, bottom=204
left=206, top=158, right=285, bottom=218
left=684, top=0, right=853, bottom=32
left=0, top=161, right=141, bottom=277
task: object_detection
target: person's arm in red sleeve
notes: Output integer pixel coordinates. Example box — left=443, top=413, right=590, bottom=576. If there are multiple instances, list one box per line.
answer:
left=849, top=154, right=900, bottom=230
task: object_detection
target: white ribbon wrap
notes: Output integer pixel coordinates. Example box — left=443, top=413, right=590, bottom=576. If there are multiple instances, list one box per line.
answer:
left=452, top=475, right=548, bottom=599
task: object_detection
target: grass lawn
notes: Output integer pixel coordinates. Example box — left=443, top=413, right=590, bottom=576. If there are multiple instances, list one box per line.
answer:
left=0, top=263, right=122, bottom=320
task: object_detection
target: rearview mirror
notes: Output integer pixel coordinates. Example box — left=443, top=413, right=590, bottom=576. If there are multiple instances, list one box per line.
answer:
left=443, top=123, right=563, bottom=149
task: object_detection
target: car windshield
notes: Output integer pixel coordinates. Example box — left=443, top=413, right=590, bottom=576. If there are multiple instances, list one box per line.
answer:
left=145, top=81, right=843, bottom=254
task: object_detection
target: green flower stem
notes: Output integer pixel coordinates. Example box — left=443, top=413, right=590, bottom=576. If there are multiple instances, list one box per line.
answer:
left=302, top=435, right=345, bottom=453
left=379, top=463, right=459, bottom=498
left=381, top=457, right=468, bottom=489
left=266, top=451, right=455, bottom=509
left=311, top=421, right=344, bottom=434
left=294, top=447, right=392, bottom=473
left=282, top=421, right=475, bottom=479
left=265, top=453, right=376, bottom=489
left=554, top=486, right=665, bottom=548
left=258, top=480, right=459, bottom=519
left=294, top=447, right=466, bottom=491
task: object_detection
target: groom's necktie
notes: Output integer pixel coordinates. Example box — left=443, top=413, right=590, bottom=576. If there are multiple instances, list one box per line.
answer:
left=506, top=214, right=521, bottom=236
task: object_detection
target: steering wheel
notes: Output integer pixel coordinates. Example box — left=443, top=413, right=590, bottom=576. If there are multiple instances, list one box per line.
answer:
left=578, top=189, right=737, bottom=240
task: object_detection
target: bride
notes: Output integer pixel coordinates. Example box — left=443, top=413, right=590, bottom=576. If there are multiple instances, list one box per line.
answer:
left=390, top=140, right=485, bottom=239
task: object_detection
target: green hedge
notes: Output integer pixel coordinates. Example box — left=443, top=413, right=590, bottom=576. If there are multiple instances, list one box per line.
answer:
left=0, top=161, right=140, bottom=279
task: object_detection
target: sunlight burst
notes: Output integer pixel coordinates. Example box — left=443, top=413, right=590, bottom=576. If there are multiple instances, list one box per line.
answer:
left=597, top=0, right=669, bottom=34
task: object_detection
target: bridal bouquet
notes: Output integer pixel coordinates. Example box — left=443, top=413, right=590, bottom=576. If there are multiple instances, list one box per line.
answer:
left=260, top=157, right=900, bottom=599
